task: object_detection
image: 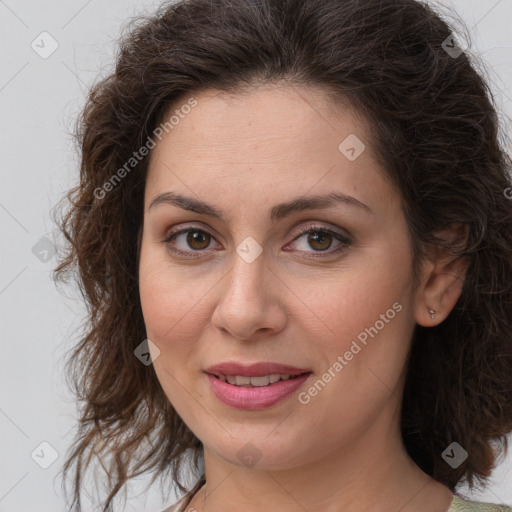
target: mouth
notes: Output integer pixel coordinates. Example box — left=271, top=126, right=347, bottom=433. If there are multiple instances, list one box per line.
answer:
left=203, top=362, right=313, bottom=409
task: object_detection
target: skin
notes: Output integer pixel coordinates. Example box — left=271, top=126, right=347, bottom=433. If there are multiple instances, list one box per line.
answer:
left=138, top=84, right=467, bottom=512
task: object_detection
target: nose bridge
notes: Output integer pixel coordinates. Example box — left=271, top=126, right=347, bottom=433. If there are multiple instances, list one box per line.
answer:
left=227, top=237, right=268, bottom=300
left=211, top=237, right=283, bottom=340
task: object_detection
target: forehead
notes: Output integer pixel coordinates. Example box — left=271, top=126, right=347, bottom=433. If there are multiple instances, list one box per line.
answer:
left=144, top=84, right=394, bottom=214
left=149, top=84, right=368, bottom=158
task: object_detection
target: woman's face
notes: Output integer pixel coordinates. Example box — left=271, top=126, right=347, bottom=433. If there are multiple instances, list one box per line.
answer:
left=138, top=84, right=422, bottom=470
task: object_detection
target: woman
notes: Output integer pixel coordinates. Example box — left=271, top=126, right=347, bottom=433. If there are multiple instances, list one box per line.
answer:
left=52, top=0, right=512, bottom=511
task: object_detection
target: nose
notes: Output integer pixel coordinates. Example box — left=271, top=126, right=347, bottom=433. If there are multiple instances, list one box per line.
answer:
left=211, top=247, right=287, bottom=341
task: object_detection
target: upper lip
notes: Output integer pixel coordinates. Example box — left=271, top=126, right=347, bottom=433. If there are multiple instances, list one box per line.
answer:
left=204, top=362, right=311, bottom=377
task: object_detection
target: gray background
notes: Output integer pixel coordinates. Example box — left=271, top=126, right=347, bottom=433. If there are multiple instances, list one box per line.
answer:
left=1, top=0, right=511, bottom=510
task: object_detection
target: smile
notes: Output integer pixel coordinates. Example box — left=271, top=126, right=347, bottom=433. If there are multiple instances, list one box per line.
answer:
left=206, top=372, right=312, bottom=409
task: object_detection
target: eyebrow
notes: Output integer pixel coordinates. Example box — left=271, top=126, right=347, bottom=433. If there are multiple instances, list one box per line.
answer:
left=148, top=190, right=374, bottom=221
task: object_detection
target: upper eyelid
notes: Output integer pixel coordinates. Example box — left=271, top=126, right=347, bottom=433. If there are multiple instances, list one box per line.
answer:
left=163, top=223, right=350, bottom=250
left=164, top=221, right=348, bottom=239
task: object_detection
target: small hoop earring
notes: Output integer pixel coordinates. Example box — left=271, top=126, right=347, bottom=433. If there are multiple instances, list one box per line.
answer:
left=429, top=308, right=435, bottom=321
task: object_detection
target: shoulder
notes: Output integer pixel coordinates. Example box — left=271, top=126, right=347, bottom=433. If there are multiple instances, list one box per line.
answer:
left=159, top=491, right=194, bottom=512
left=449, top=494, right=512, bottom=512
left=159, top=477, right=206, bottom=512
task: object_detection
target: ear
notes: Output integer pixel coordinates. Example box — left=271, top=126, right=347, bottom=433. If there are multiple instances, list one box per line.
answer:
left=414, top=224, right=470, bottom=327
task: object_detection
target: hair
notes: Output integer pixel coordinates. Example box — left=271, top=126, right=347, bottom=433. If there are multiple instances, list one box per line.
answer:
left=52, top=0, right=512, bottom=510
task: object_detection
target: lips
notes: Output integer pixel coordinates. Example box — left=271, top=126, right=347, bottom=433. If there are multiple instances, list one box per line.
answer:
left=204, top=362, right=312, bottom=409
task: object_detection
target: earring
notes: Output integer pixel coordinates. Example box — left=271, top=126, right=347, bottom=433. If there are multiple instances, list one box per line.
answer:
left=428, top=308, right=435, bottom=321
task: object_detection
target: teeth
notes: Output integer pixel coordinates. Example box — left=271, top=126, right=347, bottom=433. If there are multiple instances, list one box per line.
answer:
left=250, top=375, right=271, bottom=387
left=218, top=374, right=295, bottom=387
left=234, top=375, right=251, bottom=386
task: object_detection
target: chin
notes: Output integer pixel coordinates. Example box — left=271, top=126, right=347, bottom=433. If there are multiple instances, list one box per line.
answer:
left=205, top=429, right=313, bottom=471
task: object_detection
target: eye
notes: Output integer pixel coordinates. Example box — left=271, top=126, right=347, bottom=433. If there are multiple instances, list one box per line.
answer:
left=161, top=223, right=352, bottom=259
left=162, top=225, right=220, bottom=258
left=286, top=223, right=352, bottom=257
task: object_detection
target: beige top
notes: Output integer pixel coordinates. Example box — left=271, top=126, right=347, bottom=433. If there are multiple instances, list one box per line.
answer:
left=161, top=479, right=512, bottom=512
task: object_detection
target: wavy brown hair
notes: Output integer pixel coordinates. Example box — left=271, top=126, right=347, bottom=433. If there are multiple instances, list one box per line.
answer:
left=52, top=0, right=512, bottom=510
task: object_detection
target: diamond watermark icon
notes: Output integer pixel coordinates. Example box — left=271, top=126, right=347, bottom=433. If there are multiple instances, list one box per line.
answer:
left=237, top=442, right=262, bottom=468
left=134, top=339, right=161, bottom=366
left=441, top=32, right=469, bottom=59
left=236, top=236, right=263, bottom=264
left=32, top=236, right=56, bottom=262
left=31, top=441, right=59, bottom=469
left=442, top=442, right=468, bottom=469
left=31, top=31, right=59, bottom=59
left=338, top=134, right=366, bottom=161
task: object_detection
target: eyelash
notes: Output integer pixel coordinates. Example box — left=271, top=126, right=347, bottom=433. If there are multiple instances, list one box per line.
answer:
left=161, top=223, right=352, bottom=259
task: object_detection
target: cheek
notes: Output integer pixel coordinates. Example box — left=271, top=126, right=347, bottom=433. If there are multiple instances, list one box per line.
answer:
left=300, top=242, right=414, bottom=395
left=305, top=245, right=412, bottom=344
left=287, top=270, right=413, bottom=459
left=138, top=254, right=212, bottom=415
left=138, top=245, right=208, bottom=351
left=139, top=273, right=190, bottom=341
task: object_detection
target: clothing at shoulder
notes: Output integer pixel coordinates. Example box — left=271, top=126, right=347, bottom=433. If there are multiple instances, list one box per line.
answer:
left=160, top=491, right=194, bottom=512
left=160, top=493, right=189, bottom=512
left=160, top=477, right=205, bottom=512
left=160, top=489, right=512, bottom=512
left=449, top=494, right=512, bottom=512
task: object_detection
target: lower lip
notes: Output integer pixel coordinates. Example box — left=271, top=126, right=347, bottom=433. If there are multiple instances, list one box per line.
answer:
left=206, top=373, right=311, bottom=410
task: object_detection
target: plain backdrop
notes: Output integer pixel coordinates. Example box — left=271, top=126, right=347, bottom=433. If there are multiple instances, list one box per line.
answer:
left=1, top=0, right=511, bottom=510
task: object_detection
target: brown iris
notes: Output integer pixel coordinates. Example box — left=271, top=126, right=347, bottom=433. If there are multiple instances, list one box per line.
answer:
left=307, top=231, right=333, bottom=251
left=186, top=230, right=211, bottom=250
